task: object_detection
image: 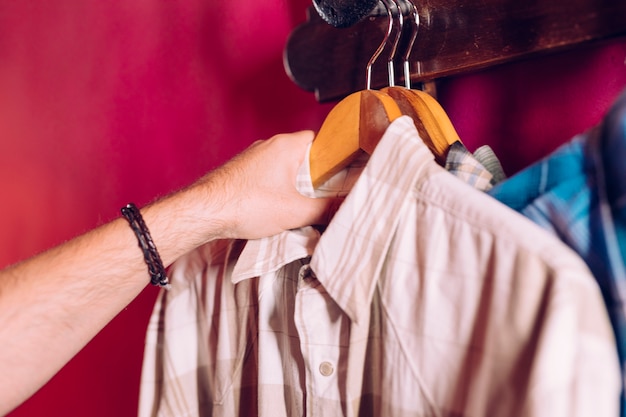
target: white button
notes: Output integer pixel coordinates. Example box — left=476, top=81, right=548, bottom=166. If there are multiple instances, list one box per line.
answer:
left=319, top=361, right=334, bottom=376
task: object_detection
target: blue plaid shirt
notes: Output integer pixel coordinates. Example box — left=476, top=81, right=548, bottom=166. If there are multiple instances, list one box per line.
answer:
left=489, top=89, right=626, bottom=414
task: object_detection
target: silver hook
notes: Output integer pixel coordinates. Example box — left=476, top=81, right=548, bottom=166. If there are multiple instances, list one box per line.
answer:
left=382, top=0, right=403, bottom=87
left=365, top=0, right=394, bottom=90
left=401, top=0, right=419, bottom=88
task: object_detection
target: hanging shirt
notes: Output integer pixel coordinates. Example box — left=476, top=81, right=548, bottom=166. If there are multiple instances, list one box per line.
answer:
left=488, top=88, right=626, bottom=415
left=138, top=116, right=620, bottom=417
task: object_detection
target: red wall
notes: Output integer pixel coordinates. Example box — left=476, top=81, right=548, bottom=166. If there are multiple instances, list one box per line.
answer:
left=0, top=1, right=625, bottom=416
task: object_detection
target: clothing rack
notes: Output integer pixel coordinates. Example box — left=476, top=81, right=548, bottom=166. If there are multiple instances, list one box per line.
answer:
left=284, top=0, right=626, bottom=102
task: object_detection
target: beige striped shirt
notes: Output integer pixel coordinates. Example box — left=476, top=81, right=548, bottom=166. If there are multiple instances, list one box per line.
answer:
left=139, top=116, right=620, bottom=417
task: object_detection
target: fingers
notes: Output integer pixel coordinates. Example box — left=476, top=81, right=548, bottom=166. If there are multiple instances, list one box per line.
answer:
left=266, top=130, right=315, bottom=174
left=277, top=130, right=315, bottom=147
left=320, top=197, right=345, bottom=226
left=294, top=196, right=345, bottom=229
left=201, top=129, right=342, bottom=240
left=262, top=131, right=342, bottom=230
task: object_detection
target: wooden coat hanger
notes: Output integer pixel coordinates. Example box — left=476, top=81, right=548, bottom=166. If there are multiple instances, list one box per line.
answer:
left=309, top=0, right=462, bottom=187
left=309, top=89, right=402, bottom=187
left=384, top=87, right=460, bottom=164
left=380, top=0, right=460, bottom=164
left=309, top=0, right=404, bottom=188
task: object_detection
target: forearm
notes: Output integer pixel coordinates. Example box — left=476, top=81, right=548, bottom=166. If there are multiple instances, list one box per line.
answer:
left=0, top=130, right=335, bottom=415
left=0, top=181, right=225, bottom=415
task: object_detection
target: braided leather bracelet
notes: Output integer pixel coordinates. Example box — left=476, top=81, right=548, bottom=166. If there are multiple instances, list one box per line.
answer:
left=121, top=203, right=171, bottom=289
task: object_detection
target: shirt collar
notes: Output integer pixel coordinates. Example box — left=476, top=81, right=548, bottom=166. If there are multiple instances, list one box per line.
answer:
left=311, top=116, right=433, bottom=323
left=233, top=116, right=434, bottom=324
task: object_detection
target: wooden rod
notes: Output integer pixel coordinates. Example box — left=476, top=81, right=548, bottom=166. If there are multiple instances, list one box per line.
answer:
left=284, top=0, right=626, bottom=102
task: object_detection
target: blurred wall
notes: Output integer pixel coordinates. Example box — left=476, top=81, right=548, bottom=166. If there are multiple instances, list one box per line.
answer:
left=0, top=1, right=624, bottom=416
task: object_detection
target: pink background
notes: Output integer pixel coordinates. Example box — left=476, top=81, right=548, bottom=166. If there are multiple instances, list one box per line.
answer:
left=0, top=1, right=625, bottom=416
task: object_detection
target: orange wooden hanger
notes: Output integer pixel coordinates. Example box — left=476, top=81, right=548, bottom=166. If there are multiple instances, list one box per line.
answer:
left=309, top=90, right=402, bottom=187
left=309, top=0, right=463, bottom=187
left=383, top=87, right=461, bottom=164
left=381, top=0, right=461, bottom=164
left=308, top=0, right=403, bottom=188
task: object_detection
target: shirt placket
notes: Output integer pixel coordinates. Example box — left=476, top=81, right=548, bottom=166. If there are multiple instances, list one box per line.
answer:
left=294, top=263, right=350, bottom=417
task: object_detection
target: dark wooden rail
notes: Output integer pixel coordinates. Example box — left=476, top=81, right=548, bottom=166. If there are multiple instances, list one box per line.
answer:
left=284, top=0, right=626, bottom=102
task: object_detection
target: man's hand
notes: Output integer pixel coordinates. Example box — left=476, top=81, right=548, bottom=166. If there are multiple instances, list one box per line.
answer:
left=195, top=130, right=343, bottom=240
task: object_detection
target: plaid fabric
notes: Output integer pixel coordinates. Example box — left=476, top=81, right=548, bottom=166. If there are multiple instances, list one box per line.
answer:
left=445, top=141, right=495, bottom=191
left=444, top=141, right=506, bottom=191
left=139, top=116, right=620, bottom=417
left=488, top=89, right=626, bottom=415
left=473, top=144, right=507, bottom=183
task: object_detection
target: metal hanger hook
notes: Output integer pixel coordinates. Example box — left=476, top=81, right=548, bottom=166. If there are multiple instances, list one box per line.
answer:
left=401, top=0, right=420, bottom=88
left=383, top=0, right=404, bottom=87
left=365, top=0, right=418, bottom=90
left=365, top=0, right=394, bottom=90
